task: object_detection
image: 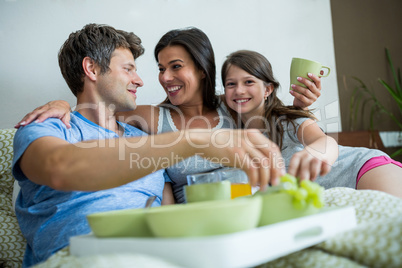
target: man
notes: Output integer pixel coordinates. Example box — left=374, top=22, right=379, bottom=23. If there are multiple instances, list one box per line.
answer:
left=12, top=23, right=282, bottom=267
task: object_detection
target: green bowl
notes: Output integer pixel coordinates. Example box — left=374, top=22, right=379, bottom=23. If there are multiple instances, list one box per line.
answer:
left=87, top=208, right=153, bottom=238
left=258, top=192, right=319, bottom=226
left=146, top=196, right=262, bottom=238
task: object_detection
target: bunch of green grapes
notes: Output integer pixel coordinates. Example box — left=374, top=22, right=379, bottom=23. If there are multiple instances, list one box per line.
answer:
left=279, top=174, right=325, bottom=210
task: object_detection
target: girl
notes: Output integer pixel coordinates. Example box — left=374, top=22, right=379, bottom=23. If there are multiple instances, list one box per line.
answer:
left=221, top=50, right=402, bottom=198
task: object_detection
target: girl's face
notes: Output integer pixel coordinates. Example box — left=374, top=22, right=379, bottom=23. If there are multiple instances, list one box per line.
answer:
left=224, top=65, right=272, bottom=117
left=157, top=45, right=205, bottom=106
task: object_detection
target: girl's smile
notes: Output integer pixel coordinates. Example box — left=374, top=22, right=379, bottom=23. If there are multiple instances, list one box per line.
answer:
left=233, top=98, right=251, bottom=104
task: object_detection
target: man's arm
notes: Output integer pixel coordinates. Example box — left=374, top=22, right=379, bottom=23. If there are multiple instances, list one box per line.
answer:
left=19, top=129, right=284, bottom=192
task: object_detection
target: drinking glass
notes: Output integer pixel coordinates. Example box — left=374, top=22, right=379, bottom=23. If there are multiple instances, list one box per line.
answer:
left=217, top=168, right=252, bottom=199
left=184, top=172, right=231, bottom=203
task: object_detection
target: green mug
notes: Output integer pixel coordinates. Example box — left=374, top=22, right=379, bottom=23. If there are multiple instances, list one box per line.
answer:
left=290, top=57, right=330, bottom=91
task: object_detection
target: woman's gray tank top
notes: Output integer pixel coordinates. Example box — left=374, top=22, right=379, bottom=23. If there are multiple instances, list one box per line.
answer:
left=157, top=101, right=236, bottom=203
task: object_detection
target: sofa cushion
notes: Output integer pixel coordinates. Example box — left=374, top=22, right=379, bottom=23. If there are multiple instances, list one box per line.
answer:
left=0, top=128, right=25, bottom=267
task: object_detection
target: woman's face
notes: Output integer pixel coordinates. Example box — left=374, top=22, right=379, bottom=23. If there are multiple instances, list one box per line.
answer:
left=157, top=45, right=205, bottom=106
left=224, top=65, right=271, bottom=117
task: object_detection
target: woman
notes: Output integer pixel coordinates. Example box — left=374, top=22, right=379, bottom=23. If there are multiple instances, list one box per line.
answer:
left=15, top=28, right=322, bottom=203
left=221, top=49, right=402, bottom=198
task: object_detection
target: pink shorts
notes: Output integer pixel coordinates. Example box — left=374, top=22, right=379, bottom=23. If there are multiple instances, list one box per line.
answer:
left=356, top=156, right=402, bottom=187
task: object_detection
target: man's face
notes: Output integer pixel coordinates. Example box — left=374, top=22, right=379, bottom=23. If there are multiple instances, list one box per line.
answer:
left=96, top=48, right=144, bottom=112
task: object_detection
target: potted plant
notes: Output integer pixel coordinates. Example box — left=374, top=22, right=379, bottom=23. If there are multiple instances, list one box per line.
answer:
left=349, top=48, right=402, bottom=158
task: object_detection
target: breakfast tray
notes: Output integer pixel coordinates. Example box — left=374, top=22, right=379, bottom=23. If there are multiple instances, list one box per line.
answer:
left=70, top=206, right=356, bottom=268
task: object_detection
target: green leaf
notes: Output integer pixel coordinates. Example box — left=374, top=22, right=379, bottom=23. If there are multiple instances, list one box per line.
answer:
left=349, top=80, right=365, bottom=130
left=378, top=79, right=402, bottom=108
left=361, top=98, right=375, bottom=119
left=369, top=105, right=377, bottom=131
left=385, top=48, right=402, bottom=95
left=390, top=147, right=402, bottom=158
left=353, top=91, right=363, bottom=127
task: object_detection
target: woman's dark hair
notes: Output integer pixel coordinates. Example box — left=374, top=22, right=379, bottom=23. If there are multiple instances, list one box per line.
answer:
left=58, top=23, right=144, bottom=96
left=154, top=27, right=219, bottom=109
left=221, top=50, right=316, bottom=148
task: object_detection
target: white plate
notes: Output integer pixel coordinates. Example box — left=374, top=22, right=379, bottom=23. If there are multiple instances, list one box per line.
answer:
left=70, top=206, right=356, bottom=268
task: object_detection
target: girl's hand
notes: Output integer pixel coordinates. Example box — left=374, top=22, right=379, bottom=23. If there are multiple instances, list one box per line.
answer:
left=287, top=149, right=331, bottom=181
left=15, top=100, right=72, bottom=129
left=291, top=71, right=323, bottom=109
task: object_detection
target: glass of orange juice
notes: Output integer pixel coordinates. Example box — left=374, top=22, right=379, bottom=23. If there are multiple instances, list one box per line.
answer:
left=217, top=168, right=252, bottom=199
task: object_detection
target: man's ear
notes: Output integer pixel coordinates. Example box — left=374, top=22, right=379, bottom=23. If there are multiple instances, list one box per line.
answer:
left=82, top=57, right=97, bottom=81
left=264, top=83, right=274, bottom=99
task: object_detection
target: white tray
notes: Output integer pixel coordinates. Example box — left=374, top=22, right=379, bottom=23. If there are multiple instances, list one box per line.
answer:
left=70, top=206, right=356, bottom=268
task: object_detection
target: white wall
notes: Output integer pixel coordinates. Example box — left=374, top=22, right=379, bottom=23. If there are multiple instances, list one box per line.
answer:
left=0, top=0, right=340, bottom=132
